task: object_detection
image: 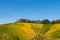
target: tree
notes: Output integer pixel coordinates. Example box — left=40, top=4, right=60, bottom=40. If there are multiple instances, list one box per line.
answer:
left=17, top=18, right=32, bottom=23
left=40, top=19, right=51, bottom=24
left=17, top=19, right=26, bottom=22
left=51, top=19, right=60, bottom=24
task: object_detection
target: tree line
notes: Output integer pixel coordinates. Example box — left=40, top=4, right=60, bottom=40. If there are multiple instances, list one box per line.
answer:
left=16, top=19, right=60, bottom=24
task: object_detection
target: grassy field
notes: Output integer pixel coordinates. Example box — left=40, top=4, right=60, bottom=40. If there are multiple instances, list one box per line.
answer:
left=45, top=24, right=60, bottom=40
left=0, top=23, right=60, bottom=40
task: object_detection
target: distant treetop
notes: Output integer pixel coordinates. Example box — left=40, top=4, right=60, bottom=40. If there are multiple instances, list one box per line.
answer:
left=16, top=18, right=60, bottom=24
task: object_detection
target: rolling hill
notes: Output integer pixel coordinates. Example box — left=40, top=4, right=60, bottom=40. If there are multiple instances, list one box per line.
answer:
left=0, top=23, right=60, bottom=40
left=0, top=23, right=43, bottom=40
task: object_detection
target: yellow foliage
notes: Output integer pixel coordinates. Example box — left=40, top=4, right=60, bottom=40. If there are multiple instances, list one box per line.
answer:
left=45, top=24, right=60, bottom=36
left=8, top=23, right=43, bottom=40
left=21, top=27, right=36, bottom=38
left=32, top=24, right=43, bottom=28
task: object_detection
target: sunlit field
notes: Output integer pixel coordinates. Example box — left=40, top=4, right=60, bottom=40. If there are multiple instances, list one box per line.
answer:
left=0, top=23, right=60, bottom=40
left=0, top=23, right=43, bottom=40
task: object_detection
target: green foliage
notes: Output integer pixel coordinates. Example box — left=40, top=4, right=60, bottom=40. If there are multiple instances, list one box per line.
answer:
left=51, top=20, right=60, bottom=24
left=17, top=19, right=32, bottom=23
left=31, top=26, right=41, bottom=34
left=0, top=24, right=19, bottom=40
left=51, top=30, right=60, bottom=38
left=40, top=24, right=53, bottom=35
left=0, top=19, right=60, bottom=40
left=40, top=19, right=51, bottom=24
left=16, top=18, right=60, bottom=24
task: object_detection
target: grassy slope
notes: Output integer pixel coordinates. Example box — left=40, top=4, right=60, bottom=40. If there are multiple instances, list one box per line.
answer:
left=0, top=23, right=60, bottom=40
left=45, top=24, right=60, bottom=40
left=40, top=24, right=53, bottom=35
left=0, top=23, right=43, bottom=40
left=32, top=24, right=60, bottom=40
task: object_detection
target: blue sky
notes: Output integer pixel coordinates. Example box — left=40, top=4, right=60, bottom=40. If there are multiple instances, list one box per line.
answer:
left=0, top=0, right=60, bottom=24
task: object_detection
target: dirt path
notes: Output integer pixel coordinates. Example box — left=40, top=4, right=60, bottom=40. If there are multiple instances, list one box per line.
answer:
left=36, top=35, right=45, bottom=40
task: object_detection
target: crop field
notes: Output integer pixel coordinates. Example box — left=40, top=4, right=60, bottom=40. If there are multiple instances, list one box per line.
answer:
left=0, top=23, right=60, bottom=40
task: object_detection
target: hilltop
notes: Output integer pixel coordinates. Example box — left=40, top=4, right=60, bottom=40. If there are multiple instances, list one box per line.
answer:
left=0, top=19, right=60, bottom=40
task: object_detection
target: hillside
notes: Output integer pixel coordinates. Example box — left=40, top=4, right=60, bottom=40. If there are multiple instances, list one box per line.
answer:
left=0, top=23, right=60, bottom=40
left=45, top=24, right=60, bottom=40
left=0, top=23, right=43, bottom=40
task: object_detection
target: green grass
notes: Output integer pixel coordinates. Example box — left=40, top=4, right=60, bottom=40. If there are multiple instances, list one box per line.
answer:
left=0, top=23, right=60, bottom=40
left=40, top=24, right=53, bottom=35
left=32, top=27, right=40, bottom=34
left=0, top=23, right=35, bottom=40
left=0, top=24, right=19, bottom=40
